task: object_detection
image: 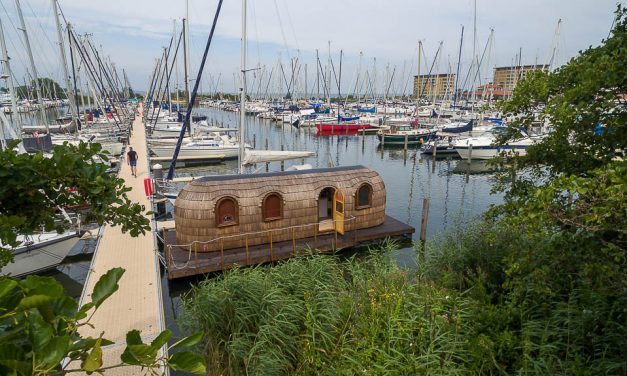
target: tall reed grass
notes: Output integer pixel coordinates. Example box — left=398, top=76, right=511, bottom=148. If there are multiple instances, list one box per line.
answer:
left=180, top=220, right=626, bottom=375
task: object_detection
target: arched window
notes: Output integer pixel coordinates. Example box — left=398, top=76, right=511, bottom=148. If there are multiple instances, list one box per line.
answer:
left=262, top=193, right=283, bottom=221
left=355, top=183, right=373, bottom=209
left=216, top=197, right=238, bottom=227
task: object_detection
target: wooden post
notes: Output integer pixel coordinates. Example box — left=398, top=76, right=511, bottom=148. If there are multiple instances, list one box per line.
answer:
left=245, top=235, right=249, bottom=264
left=334, top=220, right=338, bottom=250
left=194, top=242, right=198, bottom=268
left=361, top=128, right=365, bottom=152
left=467, top=144, right=473, bottom=164
left=253, top=134, right=256, bottom=148
left=433, top=138, right=438, bottom=158
left=265, top=138, right=269, bottom=172
left=167, top=246, right=172, bottom=278
left=404, top=134, right=408, bottom=150
left=280, top=145, right=285, bottom=171
left=420, top=198, right=430, bottom=243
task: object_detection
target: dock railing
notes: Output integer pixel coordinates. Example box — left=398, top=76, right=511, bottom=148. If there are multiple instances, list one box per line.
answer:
left=163, top=216, right=357, bottom=272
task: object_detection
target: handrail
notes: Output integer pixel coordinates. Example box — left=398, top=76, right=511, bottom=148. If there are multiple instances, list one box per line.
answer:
left=166, top=216, right=356, bottom=270
left=169, top=215, right=356, bottom=249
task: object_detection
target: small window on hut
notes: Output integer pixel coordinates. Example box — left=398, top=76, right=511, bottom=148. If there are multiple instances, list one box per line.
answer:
left=263, top=193, right=282, bottom=221
left=216, top=197, right=238, bottom=227
left=355, top=183, right=373, bottom=209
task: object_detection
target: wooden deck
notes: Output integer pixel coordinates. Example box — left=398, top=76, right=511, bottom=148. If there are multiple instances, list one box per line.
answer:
left=164, top=215, right=414, bottom=280
left=78, top=104, right=166, bottom=375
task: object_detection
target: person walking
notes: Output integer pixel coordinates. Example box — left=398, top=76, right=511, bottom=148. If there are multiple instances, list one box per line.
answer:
left=127, top=146, right=138, bottom=177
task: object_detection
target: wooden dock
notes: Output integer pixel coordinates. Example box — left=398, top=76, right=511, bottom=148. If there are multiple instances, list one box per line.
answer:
left=78, top=104, right=166, bottom=374
left=163, top=215, right=414, bottom=280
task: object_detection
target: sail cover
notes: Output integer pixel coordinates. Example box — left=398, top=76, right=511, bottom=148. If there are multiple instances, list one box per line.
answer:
left=243, top=150, right=316, bottom=165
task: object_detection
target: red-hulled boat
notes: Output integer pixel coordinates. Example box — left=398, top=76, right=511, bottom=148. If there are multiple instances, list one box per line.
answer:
left=315, top=123, right=373, bottom=132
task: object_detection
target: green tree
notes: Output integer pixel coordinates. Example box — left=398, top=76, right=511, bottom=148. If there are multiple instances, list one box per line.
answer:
left=499, top=5, right=626, bottom=180
left=16, top=78, right=67, bottom=100
left=481, top=5, right=627, bottom=373
left=0, top=141, right=148, bottom=267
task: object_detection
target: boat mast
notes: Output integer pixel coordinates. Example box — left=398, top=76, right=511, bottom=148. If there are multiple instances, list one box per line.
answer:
left=184, top=0, right=191, bottom=105
left=316, top=49, right=319, bottom=101
left=52, top=0, right=79, bottom=130
left=545, top=19, right=562, bottom=71
left=471, top=0, right=477, bottom=106
left=452, top=26, right=464, bottom=109
left=0, top=15, right=20, bottom=138
left=15, top=0, right=49, bottom=134
left=238, top=0, right=247, bottom=174
left=415, top=40, right=421, bottom=113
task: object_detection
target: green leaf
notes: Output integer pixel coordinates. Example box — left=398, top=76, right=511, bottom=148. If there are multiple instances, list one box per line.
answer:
left=150, top=329, right=172, bottom=349
left=27, top=312, right=53, bottom=353
left=81, top=339, right=103, bottom=373
left=90, top=268, right=125, bottom=308
left=168, top=351, right=207, bottom=374
left=169, top=331, right=203, bottom=350
left=75, top=302, right=95, bottom=320
left=120, top=347, right=142, bottom=366
left=39, top=335, right=70, bottom=370
left=125, top=329, right=143, bottom=346
left=127, top=344, right=158, bottom=364
left=0, top=344, right=31, bottom=375
left=68, top=336, right=112, bottom=354
left=16, top=295, right=52, bottom=310
left=0, top=279, right=17, bottom=299
left=20, top=275, right=63, bottom=298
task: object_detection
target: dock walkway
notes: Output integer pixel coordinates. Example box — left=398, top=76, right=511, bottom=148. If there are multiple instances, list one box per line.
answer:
left=78, top=105, right=165, bottom=374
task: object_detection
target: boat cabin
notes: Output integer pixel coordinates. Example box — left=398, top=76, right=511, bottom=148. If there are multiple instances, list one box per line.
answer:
left=174, top=166, right=386, bottom=252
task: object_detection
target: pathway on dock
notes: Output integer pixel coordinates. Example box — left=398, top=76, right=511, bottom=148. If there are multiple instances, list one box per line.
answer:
left=79, top=105, right=165, bottom=374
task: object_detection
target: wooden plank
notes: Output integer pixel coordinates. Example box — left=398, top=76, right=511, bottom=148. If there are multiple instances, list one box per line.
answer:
left=78, top=104, right=166, bottom=374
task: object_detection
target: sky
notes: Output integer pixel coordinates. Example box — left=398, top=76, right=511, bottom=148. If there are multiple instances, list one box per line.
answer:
left=0, top=0, right=622, bottom=94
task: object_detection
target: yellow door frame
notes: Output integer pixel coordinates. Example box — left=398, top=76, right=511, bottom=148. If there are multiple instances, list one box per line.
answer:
left=333, top=188, right=345, bottom=235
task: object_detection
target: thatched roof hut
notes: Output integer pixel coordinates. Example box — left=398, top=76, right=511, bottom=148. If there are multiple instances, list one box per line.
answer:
left=174, top=166, right=386, bottom=252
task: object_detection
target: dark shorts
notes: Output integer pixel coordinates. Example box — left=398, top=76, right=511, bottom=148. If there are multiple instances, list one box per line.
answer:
left=130, top=160, right=137, bottom=167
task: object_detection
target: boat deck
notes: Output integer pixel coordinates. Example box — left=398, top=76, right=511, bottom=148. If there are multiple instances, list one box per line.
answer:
left=163, top=215, right=415, bottom=280
left=78, top=104, right=166, bottom=374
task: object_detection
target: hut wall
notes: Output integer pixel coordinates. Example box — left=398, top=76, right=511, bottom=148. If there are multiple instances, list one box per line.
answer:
left=174, top=166, right=386, bottom=252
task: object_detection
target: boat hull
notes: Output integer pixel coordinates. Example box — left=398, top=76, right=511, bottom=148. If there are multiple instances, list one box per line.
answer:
left=150, top=146, right=240, bottom=159
left=315, top=123, right=372, bottom=132
left=1, top=233, right=80, bottom=277
left=377, top=133, right=433, bottom=145
left=455, top=145, right=528, bottom=160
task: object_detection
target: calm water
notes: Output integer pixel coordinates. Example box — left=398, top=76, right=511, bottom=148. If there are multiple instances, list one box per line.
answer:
left=172, top=107, right=503, bottom=241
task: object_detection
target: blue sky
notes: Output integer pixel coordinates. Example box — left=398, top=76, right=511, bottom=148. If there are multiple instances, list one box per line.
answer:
left=0, top=0, right=621, bottom=93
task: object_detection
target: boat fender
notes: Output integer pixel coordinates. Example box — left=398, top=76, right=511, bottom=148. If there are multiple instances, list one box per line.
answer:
left=144, top=178, right=153, bottom=197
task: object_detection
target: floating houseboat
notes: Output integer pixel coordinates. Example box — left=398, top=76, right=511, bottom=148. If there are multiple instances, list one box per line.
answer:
left=163, top=166, right=414, bottom=279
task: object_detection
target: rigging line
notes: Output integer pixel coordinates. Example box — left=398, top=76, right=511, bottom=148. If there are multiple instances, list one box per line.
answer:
left=272, top=0, right=291, bottom=58
left=167, top=0, right=224, bottom=181
left=23, top=0, right=57, bottom=78
left=281, top=0, right=300, bottom=52
left=0, top=3, right=31, bottom=70
left=249, top=0, right=261, bottom=72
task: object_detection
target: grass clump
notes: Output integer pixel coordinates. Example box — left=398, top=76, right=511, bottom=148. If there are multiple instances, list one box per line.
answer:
left=180, top=247, right=480, bottom=375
